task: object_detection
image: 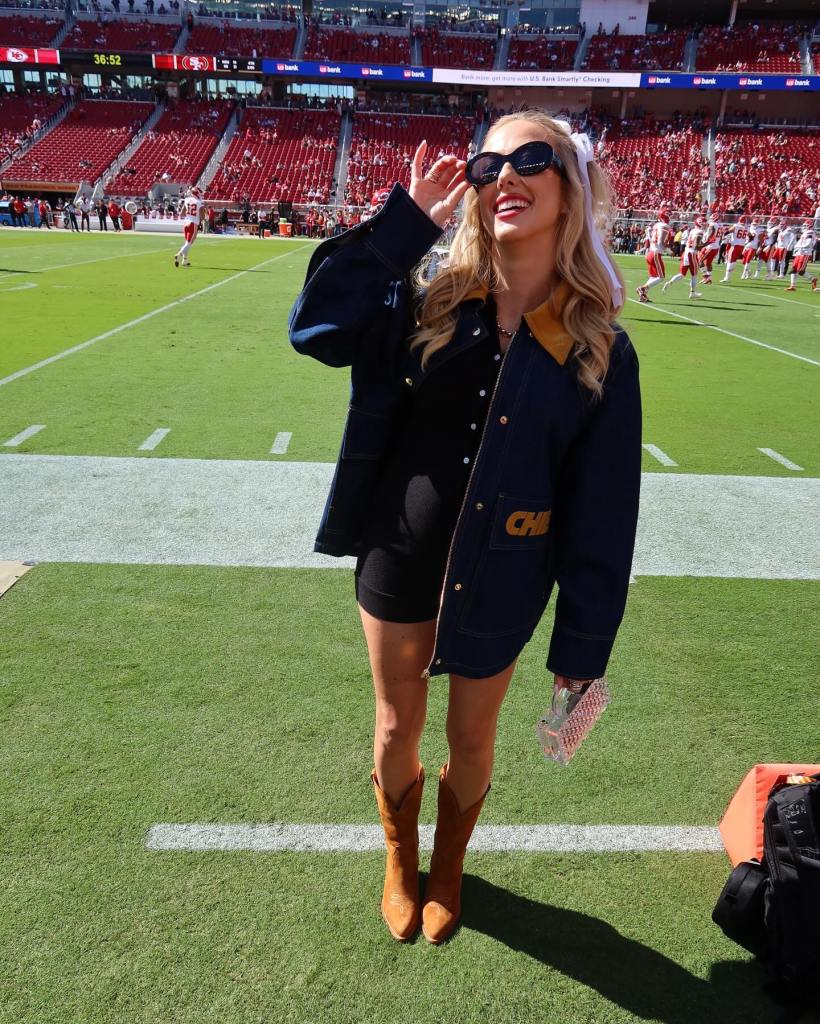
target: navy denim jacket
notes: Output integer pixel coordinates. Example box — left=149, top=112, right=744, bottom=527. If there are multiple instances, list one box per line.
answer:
left=288, top=182, right=642, bottom=682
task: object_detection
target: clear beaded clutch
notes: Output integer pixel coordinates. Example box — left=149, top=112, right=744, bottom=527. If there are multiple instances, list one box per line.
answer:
left=536, top=676, right=612, bottom=766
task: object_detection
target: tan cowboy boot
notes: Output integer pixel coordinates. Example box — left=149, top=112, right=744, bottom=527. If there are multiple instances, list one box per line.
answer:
left=372, top=765, right=424, bottom=941
left=422, top=763, right=489, bottom=944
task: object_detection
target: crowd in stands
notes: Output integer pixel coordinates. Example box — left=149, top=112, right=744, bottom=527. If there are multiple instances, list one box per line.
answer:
left=186, top=21, right=296, bottom=58
left=508, top=30, right=576, bottom=71
left=413, top=25, right=495, bottom=69
left=595, top=110, right=711, bottom=211
left=695, top=22, right=805, bottom=73
left=106, top=98, right=231, bottom=194
left=3, top=99, right=152, bottom=183
left=0, top=91, right=63, bottom=165
left=582, top=30, right=688, bottom=71
left=344, top=110, right=472, bottom=208
left=304, top=24, right=409, bottom=65
left=714, top=129, right=820, bottom=216
left=207, top=107, right=339, bottom=204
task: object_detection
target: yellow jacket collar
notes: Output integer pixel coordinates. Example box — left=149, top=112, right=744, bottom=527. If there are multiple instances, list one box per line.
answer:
left=463, top=281, right=575, bottom=366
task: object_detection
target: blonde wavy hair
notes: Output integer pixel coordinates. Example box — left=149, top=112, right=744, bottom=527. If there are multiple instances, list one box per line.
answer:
left=409, top=109, right=624, bottom=397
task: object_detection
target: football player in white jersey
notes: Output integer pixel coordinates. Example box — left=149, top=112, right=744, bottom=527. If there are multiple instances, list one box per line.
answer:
left=662, top=217, right=703, bottom=298
left=720, top=215, right=750, bottom=283
left=698, top=214, right=721, bottom=284
left=175, top=187, right=204, bottom=268
left=786, top=220, right=817, bottom=292
left=739, top=219, right=761, bottom=279
left=756, top=218, right=779, bottom=279
left=777, top=221, right=797, bottom=279
left=767, top=218, right=788, bottom=279
left=637, top=210, right=671, bottom=303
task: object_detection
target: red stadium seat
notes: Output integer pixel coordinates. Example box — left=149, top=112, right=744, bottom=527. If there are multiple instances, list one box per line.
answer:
left=4, top=100, right=154, bottom=184
left=205, top=107, right=340, bottom=204
left=344, top=111, right=473, bottom=207
left=597, top=118, right=710, bottom=211
left=106, top=100, right=233, bottom=195
left=0, top=14, right=63, bottom=47
left=414, top=27, right=495, bottom=70
left=0, top=93, right=65, bottom=165
left=696, top=23, right=803, bottom=73
left=507, top=32, right=577, bottom=71
left=303, top=26, right=409, bottom=65
left=714, top=129, right=820, bottom=217
left=582, top=32, right=687, bottom=71
left=65, top=18, right=179, bottom=54
left=185, top=22, right=296, bottom=58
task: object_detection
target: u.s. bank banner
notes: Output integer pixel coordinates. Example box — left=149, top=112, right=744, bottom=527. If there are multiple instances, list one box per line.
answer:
left=431, top=68, right=643, bottom=88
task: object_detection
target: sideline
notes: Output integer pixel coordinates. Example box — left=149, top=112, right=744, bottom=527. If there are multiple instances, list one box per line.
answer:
left=625, top=297, right=820, bottom=366
left=1, top=455, right=817, bottom=578
left=146, top=821, right=723, bottom=853
left=0, top=246, right=311, bottom=388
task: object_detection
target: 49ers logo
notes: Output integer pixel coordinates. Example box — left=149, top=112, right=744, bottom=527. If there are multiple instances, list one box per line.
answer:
left=505, top=510, right=551, bottom=537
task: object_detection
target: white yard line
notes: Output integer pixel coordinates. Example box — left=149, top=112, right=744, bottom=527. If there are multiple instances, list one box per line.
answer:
left=0, top=246, right=310, bottom=389
left=625, top=297, right=820, bottom=366
left=0, top=245, right=174, bottom=281
left=270, top=431, right=292, bottom=455
left=642, top=443, right=678, bottom=467
left=138, top=428, right=171, bottom=452
left=1, top=455, right=818, bottom=578
left=752, top=290, right=820, bottom=311
left=3, top=424, right=45, bottom=447
left=758, top=447, right=804, bottom=471
left=146, top=822, right=724, bottom=854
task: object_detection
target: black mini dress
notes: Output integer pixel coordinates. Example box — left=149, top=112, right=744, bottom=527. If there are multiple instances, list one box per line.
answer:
left=354, top=297, right=506, bottom=622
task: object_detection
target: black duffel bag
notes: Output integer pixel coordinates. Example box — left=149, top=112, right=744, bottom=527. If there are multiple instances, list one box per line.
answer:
left=713, top=773, right=820, bottom=1012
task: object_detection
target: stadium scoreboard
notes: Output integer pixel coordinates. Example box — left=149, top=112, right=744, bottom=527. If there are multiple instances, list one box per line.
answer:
left=152, top=53, right=262, bottom=74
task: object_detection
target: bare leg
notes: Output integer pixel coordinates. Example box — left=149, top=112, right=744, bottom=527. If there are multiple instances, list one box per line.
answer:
left=445, top=659, right=519, bottom=813
left=358, top=603, right=436, bottom=806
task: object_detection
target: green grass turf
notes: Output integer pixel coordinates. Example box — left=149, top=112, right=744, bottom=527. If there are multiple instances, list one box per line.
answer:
left=1, top=231, right=818, bottom=475
left=3, top=563, right=817, bottom=1022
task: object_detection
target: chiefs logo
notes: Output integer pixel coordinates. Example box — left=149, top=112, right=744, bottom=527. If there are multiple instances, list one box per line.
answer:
left=181, top=55, right=209, bottom=71
left=506, top=510, right=551, bottom=537
left=3, top=47, right=31, bottom=63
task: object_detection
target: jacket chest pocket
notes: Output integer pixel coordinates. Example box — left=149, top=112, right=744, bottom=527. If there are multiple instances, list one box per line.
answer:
left=457, top=493, right=552, bottom=639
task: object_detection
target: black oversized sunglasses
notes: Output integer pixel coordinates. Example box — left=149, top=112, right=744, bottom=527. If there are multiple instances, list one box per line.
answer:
left=465, top=141, right=565, bottom=189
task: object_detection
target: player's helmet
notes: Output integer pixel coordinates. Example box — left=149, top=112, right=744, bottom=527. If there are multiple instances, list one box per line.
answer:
left=804, top=219, right=814, bottom=228
left=694, top=216, right=704, bottom=226
left=658, top=209, right=669, bottom=223
left=738, top=215, right=747, bottom=224
left=370, top=188, right=391, bottom=213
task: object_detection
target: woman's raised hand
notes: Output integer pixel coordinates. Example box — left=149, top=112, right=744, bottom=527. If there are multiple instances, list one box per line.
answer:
left=408, top=140, right=471, bottom=229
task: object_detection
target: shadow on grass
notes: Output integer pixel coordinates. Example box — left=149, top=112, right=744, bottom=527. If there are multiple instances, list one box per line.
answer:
left=460, top=875, right=782, bottom=1024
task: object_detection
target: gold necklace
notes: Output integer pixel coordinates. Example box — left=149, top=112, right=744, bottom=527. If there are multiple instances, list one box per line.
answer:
left=495, top=318, right=519, bottom=339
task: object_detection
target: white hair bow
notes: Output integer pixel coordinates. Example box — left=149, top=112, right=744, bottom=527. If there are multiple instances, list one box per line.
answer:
left=553, top=119, right=624, bottom=308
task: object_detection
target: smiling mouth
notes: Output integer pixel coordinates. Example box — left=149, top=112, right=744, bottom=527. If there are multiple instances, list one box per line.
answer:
left=495, top=203, right=531, bottom=219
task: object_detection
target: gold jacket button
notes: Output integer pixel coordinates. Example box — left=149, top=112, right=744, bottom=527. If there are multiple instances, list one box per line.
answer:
left=454, top=583, right=462, bottom=591
left=475, top=501, right=484, bottom=510
left=435, top=658, right=442, bottom=665
left=405, top=377, right=413, bottom=386
left=472, top=327, right=481, bottom=336
left=499, top=415, right=508, bottom=424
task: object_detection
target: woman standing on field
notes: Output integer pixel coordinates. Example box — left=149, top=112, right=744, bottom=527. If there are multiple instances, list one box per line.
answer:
left=289, top=109, right=641, bottom=944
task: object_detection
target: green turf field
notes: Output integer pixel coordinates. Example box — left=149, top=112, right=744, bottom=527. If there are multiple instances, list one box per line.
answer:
left=1, top=228, right=819, bottom=1024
